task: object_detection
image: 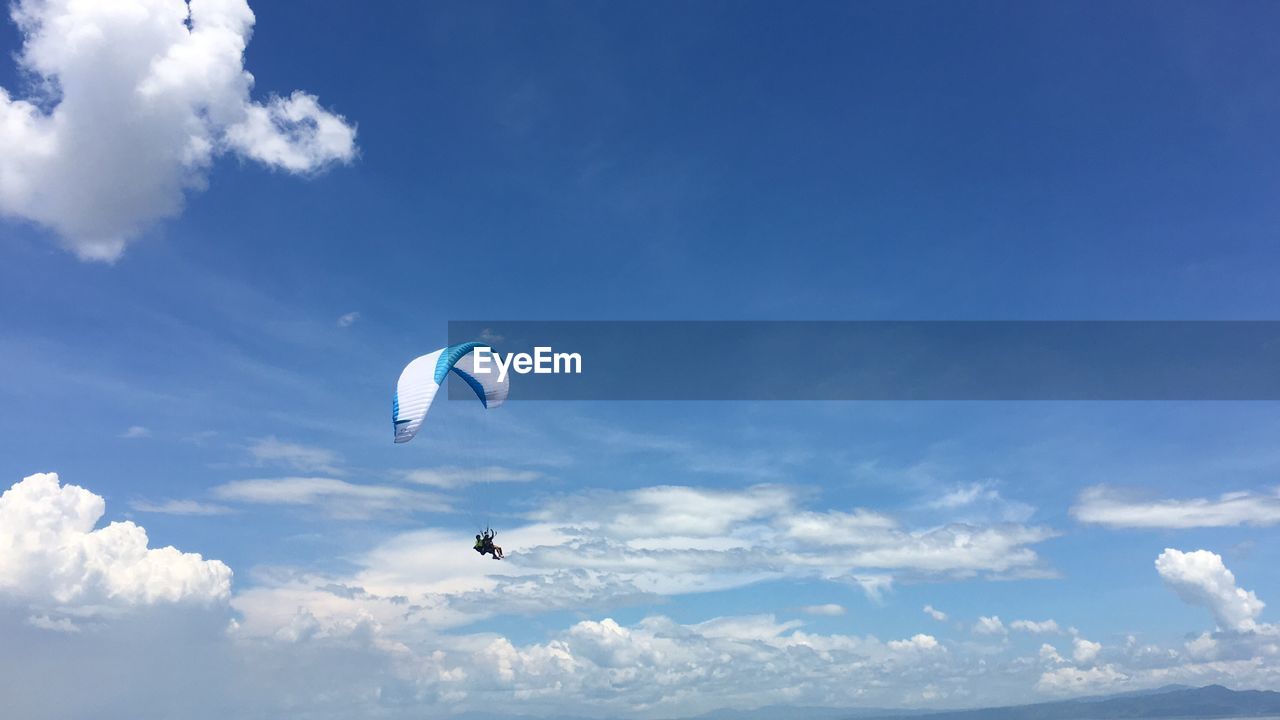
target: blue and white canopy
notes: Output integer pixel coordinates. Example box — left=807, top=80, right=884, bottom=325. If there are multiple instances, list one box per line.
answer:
left=392, top=342, right=509, bottom=444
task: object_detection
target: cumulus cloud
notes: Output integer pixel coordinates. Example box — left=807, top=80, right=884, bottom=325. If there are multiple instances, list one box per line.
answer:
left=1039, top=643, right=1066, bottom=664
left=1072, top=486, right=1280, bottom=529
left=1026, top=548, right=1280, bottom=701
left=0, top=472, right=230, bottom=608
left=222, top=608, right=1280, bottom=714
left=1186, top=632, right=1218, bottom=660
left=923, top=604, right=948, bottom=621
left=887, top=633, right=942, bottom=652
left=1155, top=548, right=1266, bottom=632
left=224, top=92, right=354, bottom=172
left=974, top=615, right=1007, bottom=635
left=1036, top=664, right=1127, bottom=694
left=0, top=0, right=356, bottom=261
left=1072, top=636, right=1102, bottom=663
left=228, top=610, right=967, bottom=716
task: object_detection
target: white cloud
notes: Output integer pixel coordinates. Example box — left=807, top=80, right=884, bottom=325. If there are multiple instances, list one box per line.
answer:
left=926, top=480, right=1035, bottom=523
left=931, top=481, right=999, bottom=509
left=227, top=609, right=966, bottom=716
left=923, top=604, right=948, bottom=621
left=336, top=311, right=360, bottom=328
left=119, top=425, right=151, bottom=439
left=0, top=0, right=356, bottom=261
left=402, top=465, right=542, bottom=490
left=533, top=484, right=794, bottom=539
left=1039, top=643, right=1066, bottom=664
left=974, top=615, right=1006, bottom=635
left=225, top=92, right=356, bottom=173
left=1072, top=636, right=1102, bottom=663
left=26, top=613, right=80, bottom=633
left=1036, top=664, right=1128, bottom=694
left=129, top=498, right=232, bottom=516
left=887, top=633, right=941, bottom=652
left=781, top=511, right=1056, bottom=576
left=1155, top=548, right=1266, bottom=632
left=0, top=472, right=230, bottom=608
left=850, top=574, right=894, bottom=601
left=1011, top=619, right=1061, bottom=634
left=1186, top=632, right=1218, bottom=660
left=248, top=436, right=343, bottom=474
left=9, top=474, right=1280, bottom=718
left=227, top=607, right=1280, bottom=715
left=1072, top=486, right=1280, bottom=529
left=841, top=524, right=1054, bottom=574
left=798, top=603, right=846, bottom=616
left=493, top=485, right=1057, bottom=606
left=226, top=482, right=1059, bottom=650
left=212, top=477, right=450, bottom=519
left=783, top=508, right=898, bottom=542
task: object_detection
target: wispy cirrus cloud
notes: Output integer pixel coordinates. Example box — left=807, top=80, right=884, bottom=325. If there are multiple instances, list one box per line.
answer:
left=925, top=480, right=1036, bottom=523
left=130, top=498, right=232, bottom=516
left=1072, top=486, right=1280, bottom=529
left=401, top=465, right=543, bottom=490
left=797, top=603, right=846, bottom=616
left=248, top=437, right=344, bottom=475
left=212, top=477, right=450, bottom=519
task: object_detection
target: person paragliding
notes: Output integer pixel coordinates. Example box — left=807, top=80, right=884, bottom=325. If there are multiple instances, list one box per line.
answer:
left=474, top=528, right=503, bottom=560
left=393, top=343, right=512, bottom=558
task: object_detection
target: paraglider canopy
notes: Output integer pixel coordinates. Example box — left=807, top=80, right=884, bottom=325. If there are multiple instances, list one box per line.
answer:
left=392, top=342, right=509, bottom=444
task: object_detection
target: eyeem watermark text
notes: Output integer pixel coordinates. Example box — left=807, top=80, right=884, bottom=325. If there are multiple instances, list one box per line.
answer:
left=472, top=346, right=583, bottom=383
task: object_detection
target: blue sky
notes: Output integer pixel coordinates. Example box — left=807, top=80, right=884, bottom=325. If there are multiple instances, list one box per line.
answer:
left=2, top=1, right=1280, bottom=718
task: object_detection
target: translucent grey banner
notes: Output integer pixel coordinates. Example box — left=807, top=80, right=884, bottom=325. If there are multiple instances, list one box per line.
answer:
left=445, top=321, right=1280, bottom=400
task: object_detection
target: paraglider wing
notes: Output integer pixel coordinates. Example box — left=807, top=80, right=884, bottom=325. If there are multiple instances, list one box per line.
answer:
left=392, top=342, right=507, bottom=443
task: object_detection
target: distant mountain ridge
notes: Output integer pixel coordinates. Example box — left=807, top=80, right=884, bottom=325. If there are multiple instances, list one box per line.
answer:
left=858, top=684, right=1280, bottom=720
left=461, top=685, right=1280, bottom=720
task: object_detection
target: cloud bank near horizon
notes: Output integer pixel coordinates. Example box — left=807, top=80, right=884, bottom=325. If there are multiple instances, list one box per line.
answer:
left=4, top=470, right=1279, bottom=719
